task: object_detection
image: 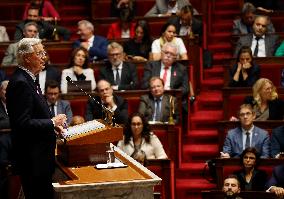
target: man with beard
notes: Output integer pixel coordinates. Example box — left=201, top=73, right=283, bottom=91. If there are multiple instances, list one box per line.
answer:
left=223, top=175, right=243, bottom=199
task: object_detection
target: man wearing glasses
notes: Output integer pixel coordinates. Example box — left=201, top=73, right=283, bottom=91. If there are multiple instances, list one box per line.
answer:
left=221, top=104, right=270, bottom=158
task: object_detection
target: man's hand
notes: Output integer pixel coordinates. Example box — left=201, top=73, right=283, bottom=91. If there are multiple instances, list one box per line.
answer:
left=220, top=152, right=230, bottom=159
left=104, top=96, right=116, bottom=108
left=271, top=186, right=284, bottom=198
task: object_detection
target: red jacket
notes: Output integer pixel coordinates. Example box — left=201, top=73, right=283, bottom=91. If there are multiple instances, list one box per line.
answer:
left=107, top=22, right=136, bottom=39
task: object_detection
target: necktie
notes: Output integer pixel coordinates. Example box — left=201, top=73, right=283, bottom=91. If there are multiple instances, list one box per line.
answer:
left=115, top=67, right=120, bottom=85
left=35, top=78, right=42, bottom=96
left=50, top=104, right=55, bottom=117
left=154, top=98, right=161, bottom=121
left=245, top=132, right=250, bottom=149
left=253, top=37, right=260, bottom=57
left=162, top=67, right=169, bottom=84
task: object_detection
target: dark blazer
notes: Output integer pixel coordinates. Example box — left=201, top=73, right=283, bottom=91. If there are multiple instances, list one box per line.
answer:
left=168, top=16, right=203, bottom=37
left=73, top=35, right=108, bottom=61
left=45, top=65, right=61, bottom=85
left=142, top=60, right=189, bottom=97
left=85, top=95, right=128, bottom=124
left=222, top=126, right=270, bottom=158
left=138, top=94, right=179, bottom=123
left=244, top=96, right=284, bottom=120
left=229, top=63, right=260, bottom=87
left=99, top=61, right=138, bottom=90
left=6, top=68, right=55, bottom=176
left=234, top=33, right=280, bottom=57
left=0, top=102, right=9, bottom=129
left=234, top=169, right=268, bottom=191
left=266, top=165, right=284, bottom=189
left=271, top=125, right=284, bottom=158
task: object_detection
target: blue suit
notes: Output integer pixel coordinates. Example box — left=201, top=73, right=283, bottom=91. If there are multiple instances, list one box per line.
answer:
left=56, top=100, right=73, bottom=125
left=266, top=165, right=284, bottom=189
left=72, top=35, right=108, bottom=61
left=271, top=125, right=284, bottom=158
left=222, top=126, right=270, bottom=158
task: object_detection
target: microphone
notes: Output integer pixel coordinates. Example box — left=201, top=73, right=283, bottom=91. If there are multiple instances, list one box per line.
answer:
left=65, top=76, right=115, bottom=126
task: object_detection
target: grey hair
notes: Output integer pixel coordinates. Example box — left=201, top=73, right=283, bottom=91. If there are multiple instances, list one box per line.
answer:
left=0, top=80, right=8, bottom=89
left=24, top=21, right=38, bottom=32
left=107, top=41, right=124, bottom=53
left=17, top=38, right=42, bottom=65
left=242, top=2, right=256, bottom=14
left=78, top=20, right=94, bottom=32
left=162, top=42, right=178, bottom=54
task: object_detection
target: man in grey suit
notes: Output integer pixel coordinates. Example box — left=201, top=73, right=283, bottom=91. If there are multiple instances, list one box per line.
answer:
left=221, top=104, right=270, bottom=158
left=138, top=76, right=179, bottom=123
left=2, top=22, right=38, bottom=66
left=145, top=0, right=198, bottom=16
left=234, top=15, right=280, bottom=58
left=45, top=80, right=73, bottom=125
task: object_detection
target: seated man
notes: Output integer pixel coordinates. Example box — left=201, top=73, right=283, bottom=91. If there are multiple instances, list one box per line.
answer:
left=234, top=15, right=280, bottom=57
left=232, top=2, right=275, bottom=35
left=138, top=76, right=179, bottom=123
left=2, top=22, right=38, bottom=66
left=266, top=164, right=284, bottom=198
left=99, top=42, right=138, bottom=90
left=72, top=20, right=108, bottom=61
left=223, top=175, right=243, bottom=199
left=85, top=79, right=128, bottom=124
left=271, top=125, right=284, bottom=158
left=221, top=104, right=270, bottom=158
left=45, top=80, right=73, bottom=125
left=14, top=6, right=70, bottom=41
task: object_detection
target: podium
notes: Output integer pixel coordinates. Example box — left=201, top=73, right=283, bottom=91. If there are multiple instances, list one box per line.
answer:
left=54, top=120, right=161, bottom=199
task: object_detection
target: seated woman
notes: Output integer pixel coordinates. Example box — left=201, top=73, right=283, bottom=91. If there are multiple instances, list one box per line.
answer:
left=123, top=20, right=152, bottom=61
left=151, top=22, right=188, bottom=61
left=61, top=47, right=96, bottom=94
left=107, top=7, right=135, bottom=39
left=234, top=147, right=267, bottom=191
left=229, top=46, right=260, bottom=87
left=117, top=113, right=168, bottom=164
left=244, top=78, right=284, bottom=120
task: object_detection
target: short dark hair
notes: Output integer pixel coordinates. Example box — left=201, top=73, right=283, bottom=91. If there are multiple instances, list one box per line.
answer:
left=224, top=174, right=240, bottom=187
left=45, top=80, right=59, bottom=93
left=236, top=45, right=253, bottom=63
left=180, top=5, right=194, bottom=15
left=240, top=147, right=260, bottom=167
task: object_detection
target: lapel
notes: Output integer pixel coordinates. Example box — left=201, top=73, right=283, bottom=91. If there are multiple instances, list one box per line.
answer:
left=170, top=63, right=177, bottom=88
left=251, top=127, right=258, bottom=147
left=154, top=61, right=162, bottom=76
left=237, top=127, right=244, bottom=151
left=264, top=35, right=270, bottom=56
left=56, top=101, right=62, bottom=114
left=120, top=62, right=126, bottom=84
left=106, top=63, right=115, bottom=84
left=0, top=101, right=8, bottom=117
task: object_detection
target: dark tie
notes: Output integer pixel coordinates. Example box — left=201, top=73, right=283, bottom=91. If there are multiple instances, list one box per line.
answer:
left=115, top=67, right=120, bottom=85
left=50, top=104, right=55, bottom=117
left=253, top=37, right=260, bottom=57
left=245, top=132, right=250, bottom=149
left=154, top=98, right=161, bottom=121
left=35, top=77, right=42, bottom=96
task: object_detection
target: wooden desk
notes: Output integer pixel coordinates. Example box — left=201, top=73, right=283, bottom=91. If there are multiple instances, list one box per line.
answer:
left=202, top=190, right=277, bottom=199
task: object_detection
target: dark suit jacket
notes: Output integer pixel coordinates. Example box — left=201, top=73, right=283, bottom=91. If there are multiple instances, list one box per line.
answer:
left=85, top=95, right=128, bottom=124
left=168, top=16, right=203, bottom=37
left=266, top=165, right=284, bottom=189
left=138, top=94, right=179, bottom=123
left=234, top=33, right=280, bottom=57
left=45, top=65, right=61, bottom=84
left=222, top=126, right=270, bottom=158
left=244, top=96, right=284, bottom=120
left=99, top=61, right=138, bottom=90
left=73, top=35, right=108, bottom=61
left=6, top=68, right=55, bottom=176
left=0, top=102, right=9, bottom=129
left=142, top=60, right=189, bottom=97
left=271, top=125, right=284, bottom=158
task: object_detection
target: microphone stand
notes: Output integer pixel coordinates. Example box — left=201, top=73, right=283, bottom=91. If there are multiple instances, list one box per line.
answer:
left=66, top=77, right=116, bottom=126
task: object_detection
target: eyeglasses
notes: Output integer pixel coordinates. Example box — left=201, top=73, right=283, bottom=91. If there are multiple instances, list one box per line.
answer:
left=35, top=51, right=46, bottom=58
left=239, top=112, right=253, bottom=117
left=162, top=50, right=176, bottom=57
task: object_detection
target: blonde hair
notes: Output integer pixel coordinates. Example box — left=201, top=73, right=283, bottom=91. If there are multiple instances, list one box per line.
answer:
left=252, top=78, right=278, bottom=106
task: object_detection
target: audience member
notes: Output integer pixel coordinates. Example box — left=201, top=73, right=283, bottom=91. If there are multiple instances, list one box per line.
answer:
left=23, top=0, right=60, bottom=21
left=233, top=15, right=280, bottom=57
left=229, top=46, right=260, bottom=87
left=15, top=6, right=70, bottom=41
left=85, top=79, right=128, bottom=124
left=61, top=47, right=96, bottom=94
left=222, top=175, right=243, bottom=199
left=221, top=104, right=270, bottom=158
left=70, top=115, right=85, bottom=126
left=99, top=42, right=138, bottom=90
left=0, top=81, right=9, bottom=129
left=168, top=5, right=202, bottom=37
left=145, top=0, right=198, bottom=17
left=73, top=20, right=108, bottom=61
left=151, top=22, right=188, bottom=60
left=117, top=113, right=167, bottom=164
left=107, top=7, right=135, bottom=39
left=123, top=20, right=152, bottom=61
left=138, top=77, right=179, bottom=123
left=142, top=43, right=189, bottom=97
left=271, top=125, right=284, bottom=158
left=45, top=80, right=73, bottom=125
left=234, top=147, right=267, bottom=191
left=110, top=0, right=136, bottom=17
left=244, top=78, right=284, bottom=120
left=274, top=41, right=284, bottom=56
left=266, top=164, right=284, bottom=198
left=232, top=2, right=275, bottom=35
left=2, top=22, right=38, bottom=66
left=0, top=26, right=9, bottom=42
